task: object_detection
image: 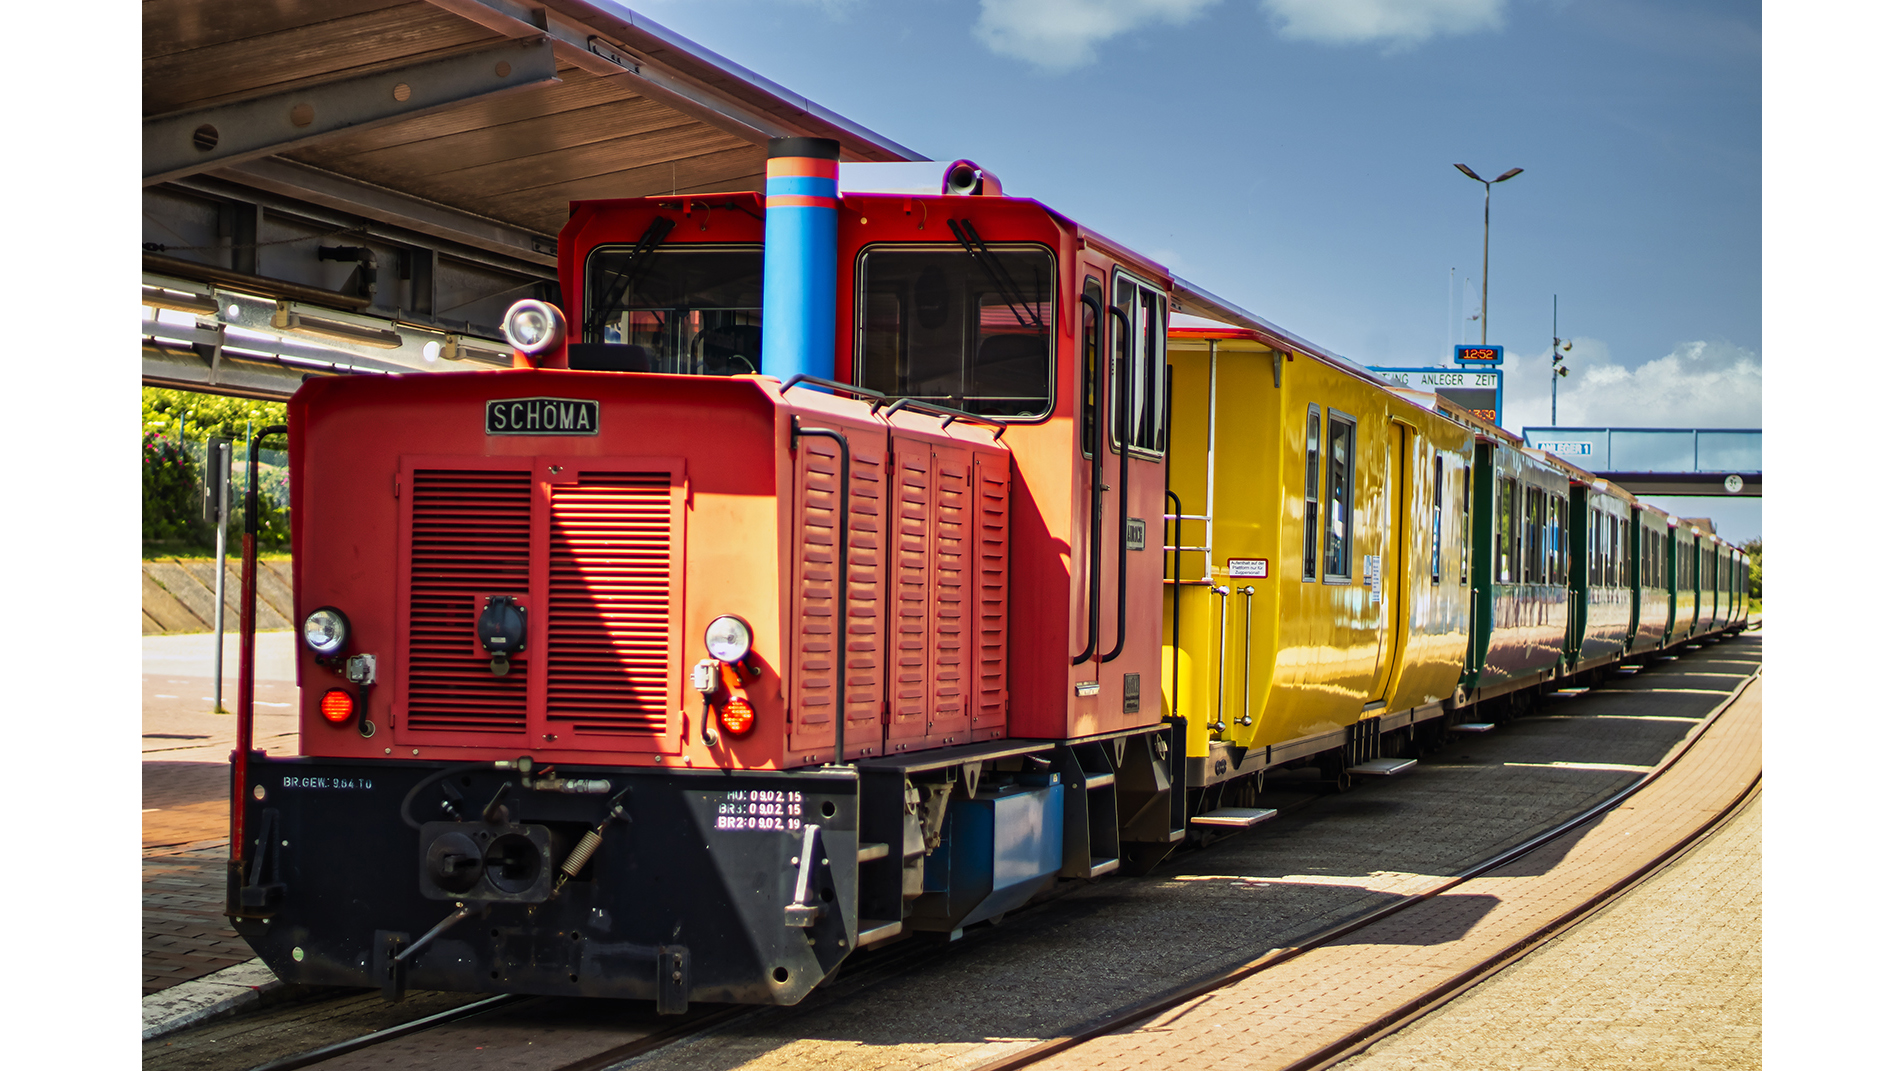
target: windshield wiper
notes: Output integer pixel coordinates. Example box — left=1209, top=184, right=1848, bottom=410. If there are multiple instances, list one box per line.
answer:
left=585, top=216, right=676, bottom=338
left=949, top=218, right=1043, bottom=330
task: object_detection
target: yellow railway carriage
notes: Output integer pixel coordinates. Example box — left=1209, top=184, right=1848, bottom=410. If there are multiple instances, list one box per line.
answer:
left=1161, top=318, right=1473, bottom=793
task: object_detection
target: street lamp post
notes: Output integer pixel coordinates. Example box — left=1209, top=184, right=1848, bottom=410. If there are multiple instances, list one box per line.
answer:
left=1549, top=294, right=1571, bottom=425
left=1453, top=164, right=1522, bottom=344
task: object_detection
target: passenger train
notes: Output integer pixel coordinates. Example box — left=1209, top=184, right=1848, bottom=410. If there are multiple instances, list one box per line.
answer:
left=225, top=139, right=1751, bottom=1008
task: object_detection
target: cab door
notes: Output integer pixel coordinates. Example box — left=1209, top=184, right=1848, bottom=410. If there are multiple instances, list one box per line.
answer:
left=1074, top=269, right=1167, bottom=732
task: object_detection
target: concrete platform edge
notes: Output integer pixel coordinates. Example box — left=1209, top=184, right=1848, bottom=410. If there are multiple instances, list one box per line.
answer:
left=142, top=958, right=281, bottom=1040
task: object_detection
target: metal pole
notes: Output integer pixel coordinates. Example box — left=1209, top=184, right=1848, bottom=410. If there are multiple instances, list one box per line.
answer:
left=1203, top=339, right=1217, bottom=583
left=211, top=440, right=230, bottom=713
left=232, top=425, right=286, bottom=897
left=1481, top=181, right=1491, bottom=345
left=1550, top=295, right=1559, bottom=426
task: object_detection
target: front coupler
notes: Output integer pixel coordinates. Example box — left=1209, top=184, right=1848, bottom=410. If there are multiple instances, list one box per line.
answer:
left=230, top=756, right=861, bottom=1008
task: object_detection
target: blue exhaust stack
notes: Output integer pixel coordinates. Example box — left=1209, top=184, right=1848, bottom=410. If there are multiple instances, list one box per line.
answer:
left=761, top=137, right=840, bottom=384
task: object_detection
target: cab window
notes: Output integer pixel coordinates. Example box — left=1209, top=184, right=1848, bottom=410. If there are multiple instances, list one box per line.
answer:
left=1111, top=275, right=1167, bottom=452
left=582, top=244, right=763, bottom=375
left=856, top=244, right=1055, bottom=418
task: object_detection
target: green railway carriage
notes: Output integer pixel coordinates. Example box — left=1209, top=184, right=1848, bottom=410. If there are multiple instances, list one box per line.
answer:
left=1728, top=546, right=1751, bottom=628
left=1629, top=502, right=1675, bottom=655
left=1666, top=521, right=1698, bottom=647
left=1694, top=526, right=1723, bottom=637
left=1457, top=432, right=1572, bottom=705
left=1565, top=471, right=1637, bottom=678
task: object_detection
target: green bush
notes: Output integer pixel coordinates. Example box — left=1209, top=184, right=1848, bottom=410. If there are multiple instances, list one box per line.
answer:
left=1742, top=538, right=1762, bottom=602
left=142, top=389, right=292, bottom=554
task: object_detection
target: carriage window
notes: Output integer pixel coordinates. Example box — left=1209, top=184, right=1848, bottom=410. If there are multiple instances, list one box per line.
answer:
left=582, top=244, right=763, bottom=374
left=1588, top=510, right=1600, bottom=586
left=1323, top=413, right=1355, bottom=580
left=1497, top=475, right=1516, bottom=582
left=1555, top=496, right=1568, bottom=584
left=1523, top=485, right=1541, bottom=583
left=1548, top=493, right=1563, bottom=583
left=857, top=245, right=1055, bottom=418
left=1303, top=405, right=1322, bottom=581
left=1460, top=463, right=1471, bottom=585
left=1110, top=276, right=1167, bottom=451
left=1431, top=456, right=1444, bottom=584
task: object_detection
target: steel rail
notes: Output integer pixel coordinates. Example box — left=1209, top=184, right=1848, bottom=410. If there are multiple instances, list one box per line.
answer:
left=243, top=994, right=524, bottom=1071
left=966, top=655, right=1763, bottom=1071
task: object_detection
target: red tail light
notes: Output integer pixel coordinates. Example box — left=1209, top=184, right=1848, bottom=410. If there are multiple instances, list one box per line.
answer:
left=719, top=697, right=755, bottom=735
left=320, top=688, right=356, bottom=724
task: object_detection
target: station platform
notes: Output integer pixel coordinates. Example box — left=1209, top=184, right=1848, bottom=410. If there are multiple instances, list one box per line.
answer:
left=142, top=631, right=297, bottom=994
left=141, top=630, right=1762, bottom=1067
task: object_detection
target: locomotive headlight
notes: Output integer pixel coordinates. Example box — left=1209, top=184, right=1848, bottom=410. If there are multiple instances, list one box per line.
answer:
left=502, top=299, right=566, bottom=356
left=303, top=607, right=350, bottom=656
left=704, top=615, right=752, bottom=663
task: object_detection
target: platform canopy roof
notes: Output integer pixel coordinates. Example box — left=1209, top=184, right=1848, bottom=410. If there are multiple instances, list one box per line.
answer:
left=145, top=0, right=922, bottom=239
left=141, top=1, right=933, bottom=396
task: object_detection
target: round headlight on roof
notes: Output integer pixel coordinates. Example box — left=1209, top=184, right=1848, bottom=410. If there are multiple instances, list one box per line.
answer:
left=704, top=615, right=752, bottom=663
left=502, top=299, right=567, bottom=356
left=303, top=607, right=350, bottom=657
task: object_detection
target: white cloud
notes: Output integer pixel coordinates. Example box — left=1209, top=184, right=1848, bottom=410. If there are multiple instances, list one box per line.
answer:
left=1500, top=338, right=1762, bottom=434
left=1258, top=0, right=1506, bottom=48
left=973, top=0, right=1221, bottom=72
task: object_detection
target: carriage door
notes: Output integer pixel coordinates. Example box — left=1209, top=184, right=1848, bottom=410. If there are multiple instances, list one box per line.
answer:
left=1370, top=422, right=1409, bottom=703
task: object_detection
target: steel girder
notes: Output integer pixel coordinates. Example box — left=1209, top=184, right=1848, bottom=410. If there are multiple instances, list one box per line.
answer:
left=144, top=38, right=560, bottom=186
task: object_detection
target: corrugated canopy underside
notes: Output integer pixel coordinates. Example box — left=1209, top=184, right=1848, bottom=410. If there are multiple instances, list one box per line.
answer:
left=144, top=0, right=919, bottom=237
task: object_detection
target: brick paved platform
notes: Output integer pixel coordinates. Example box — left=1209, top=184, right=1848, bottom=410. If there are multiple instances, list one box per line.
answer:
left=145, top=841, right=254, bottom=995
left=1032, top=670, right=1761, bottom=1071
left=1337, top=793, right=1761, bottom=1070
left=143, top=631, right=299, bottom=993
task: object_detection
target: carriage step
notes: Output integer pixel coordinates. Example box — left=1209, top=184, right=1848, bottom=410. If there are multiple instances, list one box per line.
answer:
left=1082, top=772, right=1117, bottom=789
left=856, top=842, right=889, bottom=863
left=1348, top=757, right=1418, bottom=776
left=1447, top=722, right=1495, bottom=734
left=1088, top=856, right=1120, bottom=877
left=1190, top=807, right=1279, bottom=829
left=856, top=919, right=903, bottom=945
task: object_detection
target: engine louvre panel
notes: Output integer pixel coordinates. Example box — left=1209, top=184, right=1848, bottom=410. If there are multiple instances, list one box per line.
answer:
left=403, top=468, right=533, bottom=734
left=546, top=473, right=676, bottom=737
left=395, top=457, right=685, bottom=751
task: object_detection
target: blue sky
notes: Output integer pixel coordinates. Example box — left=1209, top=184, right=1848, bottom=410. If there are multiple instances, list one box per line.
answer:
left=645, top=0, right=1762, bottom=537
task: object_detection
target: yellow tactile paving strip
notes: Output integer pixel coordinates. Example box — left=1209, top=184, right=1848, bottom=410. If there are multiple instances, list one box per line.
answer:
left=1029, top=676, right=1762, bottom=1071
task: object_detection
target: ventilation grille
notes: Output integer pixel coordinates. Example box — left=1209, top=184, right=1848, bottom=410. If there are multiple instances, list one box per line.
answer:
left=405, top=469, right=532, bottom=733
left=545, top=473, right=675, bottom=736
left=973, top=453, right=1009, bottom=728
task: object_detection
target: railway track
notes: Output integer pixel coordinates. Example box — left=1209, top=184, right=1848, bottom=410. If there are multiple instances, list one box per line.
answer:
left=145, top=638, right=1759, bottom=1071
left=968, top=660, right=1763, bottom=1071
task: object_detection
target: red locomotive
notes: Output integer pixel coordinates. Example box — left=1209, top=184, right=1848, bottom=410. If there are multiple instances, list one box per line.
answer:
left=229, top=140, right=1200, bottom=1007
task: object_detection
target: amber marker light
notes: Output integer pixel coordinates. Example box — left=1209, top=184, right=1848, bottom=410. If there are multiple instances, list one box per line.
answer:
left=320, top=688, right=356, bottom=724
left=714, top=659, right=756, bottom=736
